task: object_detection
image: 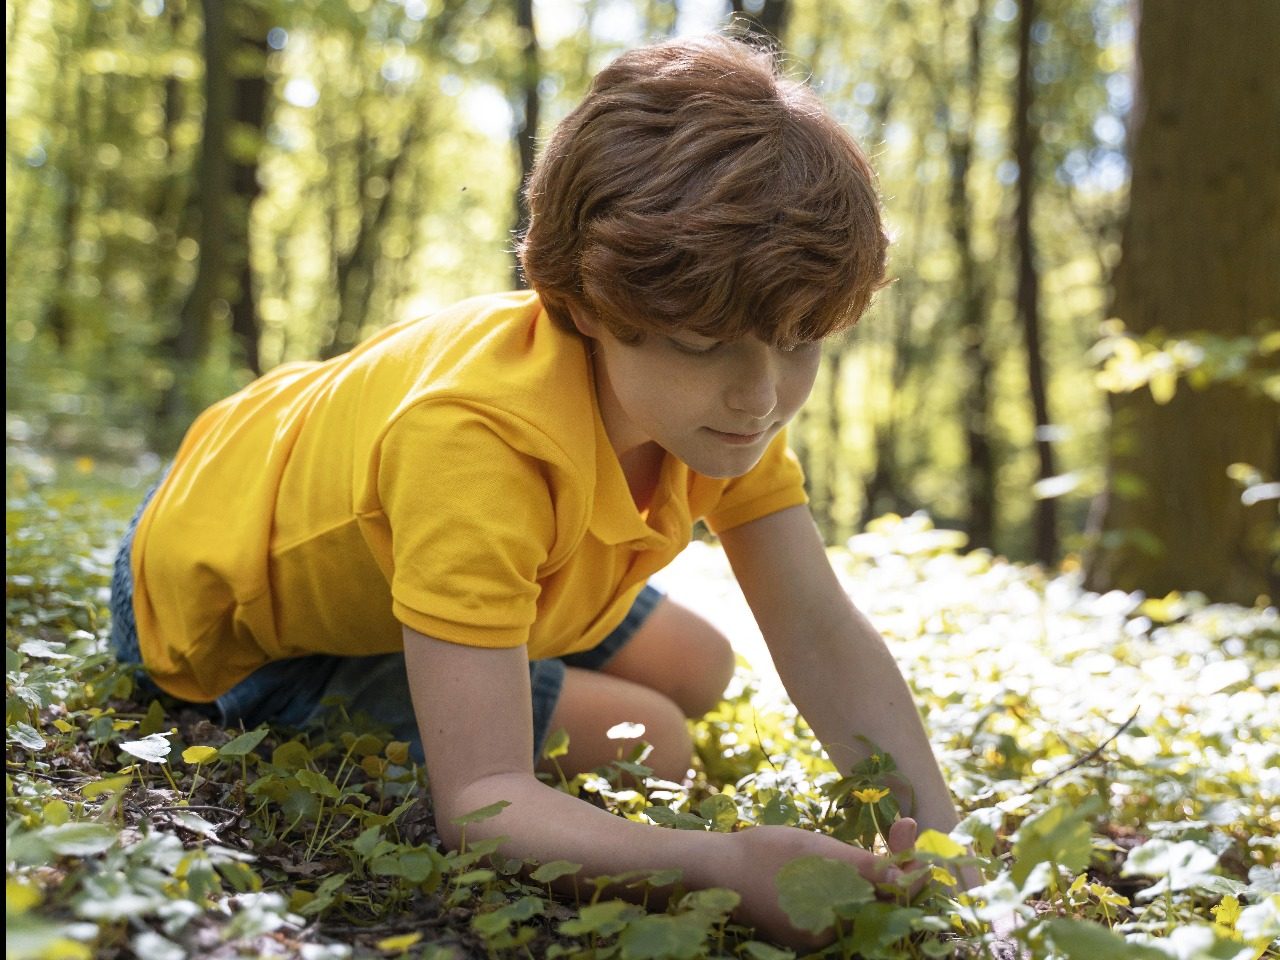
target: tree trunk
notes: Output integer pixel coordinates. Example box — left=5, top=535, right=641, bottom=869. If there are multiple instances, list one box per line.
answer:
left=1013, top=0, right=1058, bottom=565
left=41, top=78, right=91, bottom=352
left=1088, top=2, right=1280, bottom=604
left=162, top=0, right=231, bottom=428
left=512, top=0, right=539, bottom=289
left=325, top=108, right=425, bottom=359
left=227, top=10, right=270, bottom=376
left=948, top=0, right=995, bottom=549
left=147, top=2, right=196, bottom=339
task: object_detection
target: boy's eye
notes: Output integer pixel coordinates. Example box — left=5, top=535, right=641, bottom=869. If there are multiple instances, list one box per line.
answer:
left=666, top=336, right=722, bottom=355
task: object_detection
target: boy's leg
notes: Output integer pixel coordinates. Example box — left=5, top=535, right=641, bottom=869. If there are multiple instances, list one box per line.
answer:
left=540, top=668, right=695, bottom=781
left=595, top=597, right=736, bottom=717
left=109, top=473, right=176, bottom=703
left=541, top=594, right=736, bottom=781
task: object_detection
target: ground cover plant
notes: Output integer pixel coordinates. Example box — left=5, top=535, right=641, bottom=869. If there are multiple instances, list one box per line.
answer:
left=7, top=447, right=1280, bottom=960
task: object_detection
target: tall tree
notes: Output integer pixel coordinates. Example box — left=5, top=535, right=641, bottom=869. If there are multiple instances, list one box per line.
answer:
left=1088, top=2, right=1280, bottom=604
left=37, top=3, right=93, bottom=352
left=165, top=0, right=269, bottom=422
left=227, top=4, right=271, bottom=376
left=324, top=104, right=429, bottom=359
left=916, top=0, right=996, bottom=548
left=171, top=0, right=232, bottom=385
left=512, top=0, right=540, bottom=288
left=1013, top=0, right=1058, bottom=564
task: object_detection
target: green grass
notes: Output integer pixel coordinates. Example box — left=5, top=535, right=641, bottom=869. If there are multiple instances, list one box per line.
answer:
left=6, top=450, right=1279, bottom=960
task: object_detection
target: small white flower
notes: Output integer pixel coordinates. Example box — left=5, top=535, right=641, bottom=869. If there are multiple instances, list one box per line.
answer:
left=119, top=733, right=172, bottom=763
left=606, top=722, right=647, bottom=740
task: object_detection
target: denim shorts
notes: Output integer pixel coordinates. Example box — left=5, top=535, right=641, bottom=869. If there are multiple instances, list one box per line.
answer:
left=109, top=479, right=664, bottom=763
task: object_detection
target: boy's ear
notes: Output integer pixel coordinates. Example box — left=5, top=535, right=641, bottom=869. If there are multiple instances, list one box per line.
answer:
left=567, top=306, right=601, bottom=340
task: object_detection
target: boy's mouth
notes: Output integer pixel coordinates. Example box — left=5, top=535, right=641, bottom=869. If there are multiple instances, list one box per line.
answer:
left=705, top=426, right=769, bottom=445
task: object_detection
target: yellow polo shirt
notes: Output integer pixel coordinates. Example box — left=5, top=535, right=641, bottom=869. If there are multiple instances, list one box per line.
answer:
left=131, top=291, right=808, bottom=702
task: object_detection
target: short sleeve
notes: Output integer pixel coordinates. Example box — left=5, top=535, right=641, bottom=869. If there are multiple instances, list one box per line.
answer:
left=369, top=402, right=564, bottom=648
left=701, top=429, right=809, bottom=534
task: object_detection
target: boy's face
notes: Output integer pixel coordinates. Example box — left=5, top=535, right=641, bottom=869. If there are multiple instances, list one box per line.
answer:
left=580, top=320, right=823, bottom=480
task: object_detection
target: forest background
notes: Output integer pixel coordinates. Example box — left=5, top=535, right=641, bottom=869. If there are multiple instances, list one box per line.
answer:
left=6, top=0, right=1276, bottom=605
left=6, top=2, right=1280, bottom=958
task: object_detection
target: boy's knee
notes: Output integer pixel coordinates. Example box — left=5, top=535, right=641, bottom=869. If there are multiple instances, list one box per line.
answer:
left=679, top=626, right=736, bottom=719
left=637, top=695, right=694, bottom=781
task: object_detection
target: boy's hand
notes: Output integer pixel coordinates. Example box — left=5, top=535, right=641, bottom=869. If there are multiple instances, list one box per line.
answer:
left=727, top=819, right=920, bottom=950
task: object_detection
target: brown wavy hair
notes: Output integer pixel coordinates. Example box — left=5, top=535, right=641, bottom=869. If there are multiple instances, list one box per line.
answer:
left=518, top=34, right=888, bottom=346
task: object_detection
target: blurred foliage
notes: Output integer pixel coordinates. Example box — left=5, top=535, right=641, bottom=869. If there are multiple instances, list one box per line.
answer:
left=7, top=459, right=1279, bottom=958
left=6, top=0, right=1143, bottom=561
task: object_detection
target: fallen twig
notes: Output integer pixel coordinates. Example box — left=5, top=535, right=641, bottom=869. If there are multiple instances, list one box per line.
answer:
left=1028, top=707, right=1140, bottom=792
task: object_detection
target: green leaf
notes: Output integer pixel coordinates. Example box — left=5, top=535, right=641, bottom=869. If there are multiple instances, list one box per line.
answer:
left=698, top=794, right=739, bottom=831
left=351, top=825, right=384, bottom=859
left=739, top=941, right=796, bottom=960
left=1033, top=918, right=1169, bottom=959
left=530, top=860, right=582, bottom=883
left=296, top=872, right=349, bottom=917
left=216, top=860, right=262, bottom=894
left=294, top=768, right=340, bottom=799
left=371, top=849, right=445, bottom=885
left=473, top=895, right=545, bottom=936
left=138, top=698, right=166, bottom=736
left=344, top=732, right=384, bottom=757
left=840, top=902, right=923, bottom=954
left=41, top=799, right=71, bottom=826
left=6, top=913, right=93, bottom=960
left=452, top=800, right=510, bottom=826
left=618, top=913, right=708, bottom=960
left=1121, top=839, right=1221, bottom=899
left=541, top=727, right=570, bottom=759
left=281, top=783, right=321, bottom=821
left=775, top=856, right=874, bottom=935
left=678, top=886, right=740, bottom=919
left=217, top=727, right=269, bottom=758
left=454, top=868, right=496, bottom=886
left=558, top=899, right=640, bottom=937
left=81, top=774, right=131, bottom=799
left=270, top=740, right=312, bottom=770
left=1011, top=801, right=1093, bottom=886
left=613, top=760, right=654, bottom=778
left=8, top=722, right=46, bottom=752
left=645, top=805, right=708, bottom=830
left=634, top=868, right=683, bottom=889
left=41, top=822, right=118, bottom=857
left=760, top=793, right=799, bottom=826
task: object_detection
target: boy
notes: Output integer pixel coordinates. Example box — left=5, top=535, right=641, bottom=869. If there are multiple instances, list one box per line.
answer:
left=111, top=35, right=961, bottom=946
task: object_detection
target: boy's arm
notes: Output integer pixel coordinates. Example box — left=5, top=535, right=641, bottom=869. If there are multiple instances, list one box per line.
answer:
left=718, top=505, right=961, bottom=835
left=402, top=626, right=914, bottom=947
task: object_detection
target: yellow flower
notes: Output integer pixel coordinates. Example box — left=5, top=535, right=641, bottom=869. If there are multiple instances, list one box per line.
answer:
left=1212, top=895, right=1242, bottom=935
left=852, top=787, right=890, bottom=804
left=182, top=745, right=218, bottom=765
left=377, top=931, right=423, bottom=952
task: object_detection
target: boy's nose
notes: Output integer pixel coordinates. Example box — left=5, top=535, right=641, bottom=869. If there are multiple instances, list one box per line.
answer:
left=724, top=368, right=778, bottom=420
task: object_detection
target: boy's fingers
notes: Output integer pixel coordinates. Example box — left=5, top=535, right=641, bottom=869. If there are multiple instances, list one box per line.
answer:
left=887, top=816, right=917, bottom=854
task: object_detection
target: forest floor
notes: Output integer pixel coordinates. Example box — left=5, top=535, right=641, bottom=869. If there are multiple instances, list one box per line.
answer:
left=6, top=443, right=1280, bottom=960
